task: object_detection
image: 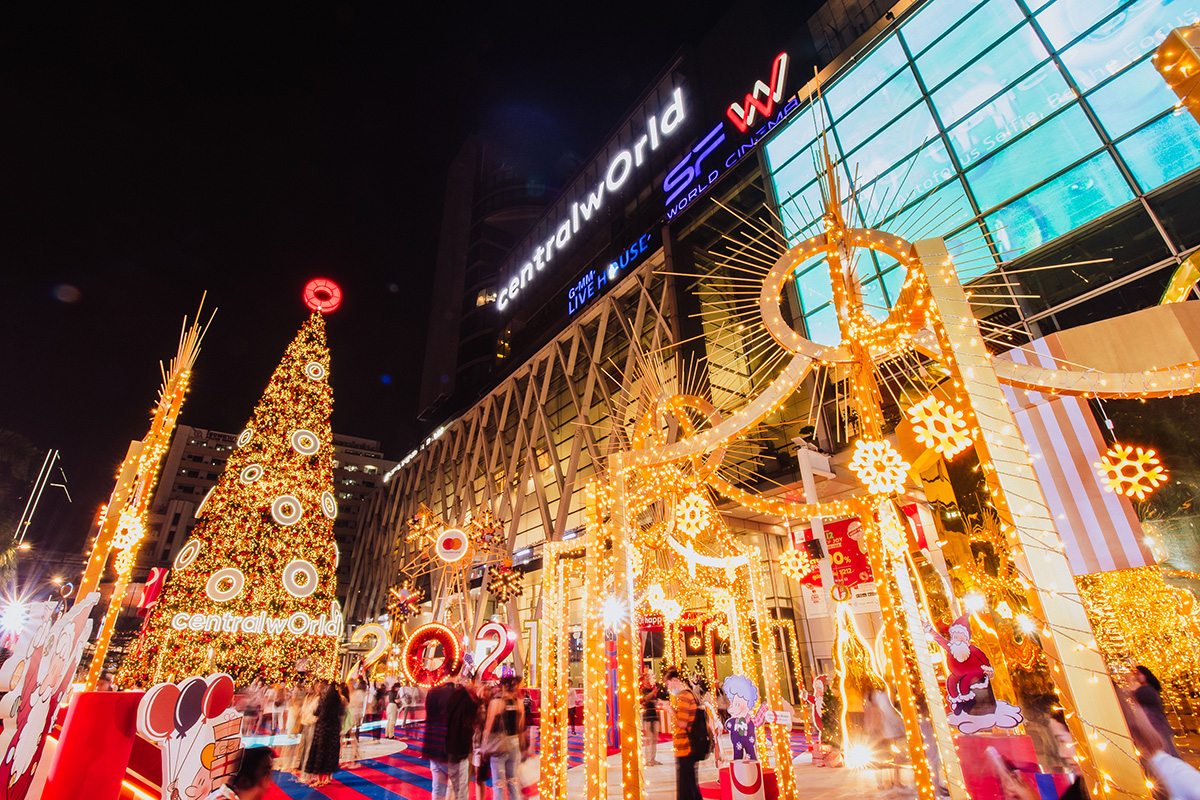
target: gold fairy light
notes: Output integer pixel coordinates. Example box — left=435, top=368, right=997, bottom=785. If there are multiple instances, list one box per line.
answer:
left=1094, top=443, right=1168, bottom=501
left=906, top=396, right=972, bottom=458
left=848, top=439, right=910, bottom=495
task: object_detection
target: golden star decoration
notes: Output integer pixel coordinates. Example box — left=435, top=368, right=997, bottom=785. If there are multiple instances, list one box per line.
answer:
left=848, top=438, right=910, bottom=495
left=906, top=396, right=972, bottom=459
left=1095, top=443, right=1168, bottom=501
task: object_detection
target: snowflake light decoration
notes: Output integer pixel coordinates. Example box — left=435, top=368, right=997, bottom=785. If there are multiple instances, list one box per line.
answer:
left=848, top=439, right=910, bottom=495
left=906, top=396, right=972, bottom=459
left=111, top=507, right=146, bottom=552
left=388, top=584, right=423, bottom=619
left=779, top=547, right=817, bottom=581
left=467, top=507, right=503, bottom=547
left=659, top=598, right=682, bottom=622
left=406, top=503, right=441, bottom=548
left=675, top=490, right=715, bottom=538
left=488, top=561, right=524, bottom=603
left=1095, top=444, right=1168, bottom=501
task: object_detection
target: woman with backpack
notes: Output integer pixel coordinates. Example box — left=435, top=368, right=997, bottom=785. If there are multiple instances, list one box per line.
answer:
left=664, top=667, right=708, bottom=800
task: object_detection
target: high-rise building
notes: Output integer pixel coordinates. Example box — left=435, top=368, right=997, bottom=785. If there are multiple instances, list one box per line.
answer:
left=418, top=134, right=558, bottom=421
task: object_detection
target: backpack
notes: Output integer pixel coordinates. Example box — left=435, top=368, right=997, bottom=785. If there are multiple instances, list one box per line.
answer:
left=688, top=703, right=713, bottom=759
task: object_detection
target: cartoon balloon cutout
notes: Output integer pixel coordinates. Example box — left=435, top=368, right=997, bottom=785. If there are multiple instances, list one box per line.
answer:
left=203, top=673, right=235, bottom=719
left=139, top=682, right=181, bottom=740
left=175, top=676, right=208, bottom=735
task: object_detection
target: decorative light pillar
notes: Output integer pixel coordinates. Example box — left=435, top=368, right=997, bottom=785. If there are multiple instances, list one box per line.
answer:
left=917, top=237, right=1145, bottom=799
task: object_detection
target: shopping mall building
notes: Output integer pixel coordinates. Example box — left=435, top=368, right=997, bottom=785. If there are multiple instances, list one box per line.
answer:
left=346, top=0, right=1200, bottom=701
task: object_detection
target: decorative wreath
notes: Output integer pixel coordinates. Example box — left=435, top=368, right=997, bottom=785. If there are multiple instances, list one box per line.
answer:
left=271, top=495, right=303, bottom=526
left=403, top=623, right=462, bottom=688
left=291, top=430, right=320, bottom=456
left=175, top=539, right=203, bottom=570
left=206, top=567, right=245, bottom=602
left=282, top=559, right=319, bottom=598
left=305, top=361, right=326, bottom=381
left=320, top=491, right=338, bottom=519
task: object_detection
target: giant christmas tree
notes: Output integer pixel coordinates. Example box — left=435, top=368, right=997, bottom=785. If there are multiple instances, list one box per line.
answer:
left=119, top=308, right=342, bottom=684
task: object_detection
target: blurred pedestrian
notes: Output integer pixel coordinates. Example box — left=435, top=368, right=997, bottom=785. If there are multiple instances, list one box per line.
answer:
left=386, top=683, right=400, bottom=738
left=641, top=668, right=662, bottom=765
left=483, top=676, right=525, bottom=800
left=296, top=683, right=320, bottom=780
left=350, top=679, right=367, bottom=741
left=664, top=667, right=701, bottom=800
left=1130, top=666, right=1181, bottom=758
left=305, top=680, right=345, bottom=787
left=340, top=682, right=358, bottom=763
left=473, top=682, right=494, bottom=798
left=205, top=745, right=275, bottom=800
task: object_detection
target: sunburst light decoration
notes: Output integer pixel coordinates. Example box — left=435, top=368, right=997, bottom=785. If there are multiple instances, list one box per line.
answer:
left=907, top=396, right=972, bottom=459
left=1095, top=443, right=1168, bottom=501
left=779, top=547, right=817, bottom=581
left=848, top=439, right=910, bottom=495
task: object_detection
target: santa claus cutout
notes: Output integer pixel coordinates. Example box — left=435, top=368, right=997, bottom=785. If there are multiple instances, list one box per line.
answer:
left=926, top=613, right=1023, bottom=734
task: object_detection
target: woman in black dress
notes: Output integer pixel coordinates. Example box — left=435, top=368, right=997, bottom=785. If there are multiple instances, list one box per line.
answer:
left=305, top=681, right=346, bottom=787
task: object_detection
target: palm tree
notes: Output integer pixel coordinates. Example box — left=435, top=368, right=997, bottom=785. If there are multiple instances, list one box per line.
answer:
left=0, top=429, right=43, bottom=573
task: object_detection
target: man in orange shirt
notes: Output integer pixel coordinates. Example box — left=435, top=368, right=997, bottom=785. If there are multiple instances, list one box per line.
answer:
left=664, top=668, right=702, bottom=800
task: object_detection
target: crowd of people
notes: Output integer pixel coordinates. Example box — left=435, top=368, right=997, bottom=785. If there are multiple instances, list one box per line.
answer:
left=422, top=664, right=533, bottom=800
left=209, top=660, right=1200, bottom=800
left=225, top=665, right=536, bottom=798
left=232, top=676, right=422, bottom=787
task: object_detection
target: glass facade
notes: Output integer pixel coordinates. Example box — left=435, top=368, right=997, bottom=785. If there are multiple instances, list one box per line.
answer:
left=764, top=0, right=1200, bottom=345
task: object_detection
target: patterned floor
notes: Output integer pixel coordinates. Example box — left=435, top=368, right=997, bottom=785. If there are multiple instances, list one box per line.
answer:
left=265, top=721, right=815, bottom=800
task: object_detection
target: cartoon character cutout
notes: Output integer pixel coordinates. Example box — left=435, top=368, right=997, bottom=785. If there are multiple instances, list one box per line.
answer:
left=926, top=613, right=1023, bottom=734
left=136, top=673, right=239, bottom=800
left=722, top=675, right=769, bottom=761
left=0, top=592, right=98, bottom=800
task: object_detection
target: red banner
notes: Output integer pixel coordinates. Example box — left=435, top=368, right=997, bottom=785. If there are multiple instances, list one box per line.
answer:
left=797, top=503, right=930, bottom=588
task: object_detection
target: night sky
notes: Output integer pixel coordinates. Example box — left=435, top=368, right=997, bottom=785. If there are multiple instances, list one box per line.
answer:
left=0, top=2, right=768, bottom=550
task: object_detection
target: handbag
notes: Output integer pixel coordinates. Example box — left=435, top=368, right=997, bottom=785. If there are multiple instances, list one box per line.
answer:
left=480, top=724, right=508, bottom=757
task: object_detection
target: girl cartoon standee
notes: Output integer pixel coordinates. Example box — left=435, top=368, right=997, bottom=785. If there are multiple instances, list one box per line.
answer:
left=722, top=675, right=769, bottom=761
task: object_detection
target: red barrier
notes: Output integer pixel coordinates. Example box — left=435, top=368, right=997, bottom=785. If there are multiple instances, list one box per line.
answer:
left=42, top=691, right=144, bottom=800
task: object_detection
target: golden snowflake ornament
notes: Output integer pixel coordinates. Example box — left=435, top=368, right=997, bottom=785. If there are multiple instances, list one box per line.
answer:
left=779, top=547, right=817, bottom=581
left=849, top=439, right=910, bottom=495
left=675, top=490, right=715, bottom=538
left=1095, top=443, right=1168, bottom=501
left=906, top=396, right=972, bottom=459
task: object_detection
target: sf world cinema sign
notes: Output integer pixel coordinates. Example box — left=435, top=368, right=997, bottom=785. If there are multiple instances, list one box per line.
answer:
left=496, top=88, right=687, bottom=311
left=665, top=53, right=794, bottom=220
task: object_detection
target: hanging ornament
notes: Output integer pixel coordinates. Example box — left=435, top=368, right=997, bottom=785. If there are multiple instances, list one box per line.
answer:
left=906, top=396, right=972, bottom=459
left=779, top=547, right=817, bottom=581
left=1095, top=443, right=1168, bottom=501
left=488, top=561, right=524, bottom=603
left=848, top=439, right=910, bottom=495
left=675, top=490, right=715, bottom=539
